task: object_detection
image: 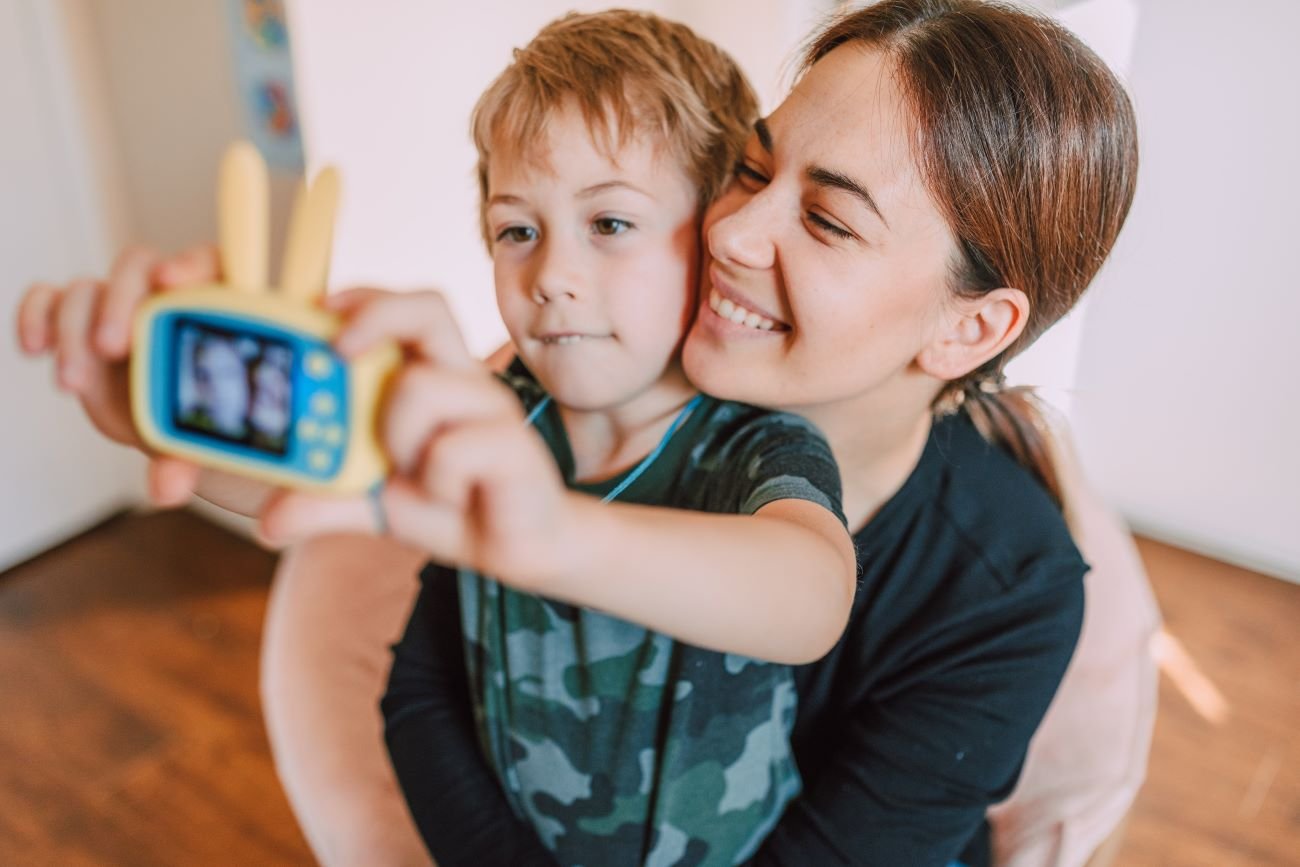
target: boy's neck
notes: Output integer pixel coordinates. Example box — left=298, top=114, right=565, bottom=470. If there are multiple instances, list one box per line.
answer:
left=555, top=364, right=698, bottom=484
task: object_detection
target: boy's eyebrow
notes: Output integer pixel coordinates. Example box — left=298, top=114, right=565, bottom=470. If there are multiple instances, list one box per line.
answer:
left=486, top=193, right=526, bottom=208
left=807, top=167, right=889, bottom=229
left=576, top=180, right=654, bottom=200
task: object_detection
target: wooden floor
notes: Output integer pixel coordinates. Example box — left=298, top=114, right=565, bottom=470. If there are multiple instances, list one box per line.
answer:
left=0, top=510, right=1296, bottom=866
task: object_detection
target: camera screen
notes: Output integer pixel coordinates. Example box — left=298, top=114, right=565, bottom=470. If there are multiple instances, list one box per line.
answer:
left=173, top=319, right=296, bottom=456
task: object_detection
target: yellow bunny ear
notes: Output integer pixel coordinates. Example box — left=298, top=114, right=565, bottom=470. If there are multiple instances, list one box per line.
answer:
left=218, top=141, right=270, bottom=293
left=279, top=165, right=341, bottom=304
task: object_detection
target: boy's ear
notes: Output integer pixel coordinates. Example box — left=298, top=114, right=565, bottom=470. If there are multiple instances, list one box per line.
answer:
left=917, top=287, right=1029, bottom=380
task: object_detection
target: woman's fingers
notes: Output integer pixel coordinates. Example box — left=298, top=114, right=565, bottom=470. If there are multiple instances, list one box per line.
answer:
left=16, top=282, right=61, bottom=354
left=96, top=245, right=161, bottom=358
left=334, top=290, right=476, bottom=369
left=153, top=244, right=221, bottom=288
left=54, top=280, right=102, bottom=392
left=147, top=457, right=204, bottom=507
left=382, top=364, right=521, bottom=475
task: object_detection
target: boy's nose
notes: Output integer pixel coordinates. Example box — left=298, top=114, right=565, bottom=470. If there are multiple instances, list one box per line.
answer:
left=531, top=284, right=577, bottom=305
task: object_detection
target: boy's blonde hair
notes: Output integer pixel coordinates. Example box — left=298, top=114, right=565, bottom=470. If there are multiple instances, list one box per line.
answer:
left=471, top=10, right=759, bottom=245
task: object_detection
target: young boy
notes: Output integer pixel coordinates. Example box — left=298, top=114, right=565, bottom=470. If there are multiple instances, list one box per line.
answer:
left=337, top=11, right=857, bottom=867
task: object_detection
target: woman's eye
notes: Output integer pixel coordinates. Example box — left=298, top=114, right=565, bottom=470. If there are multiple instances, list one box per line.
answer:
left=734, top=162, right=769, bottom=188
left=593, top=217, right=632, bottom=236
left=496, top=225, right=537, bottom=244
left=808, top=211, right=854, bottom=241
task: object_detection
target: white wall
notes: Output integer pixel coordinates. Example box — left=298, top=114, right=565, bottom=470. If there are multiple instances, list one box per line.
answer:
left=286, top=0, right=834, bottom=357
left=0, top=0, right=143, bottom=570
left=88, top=0, right=297, bottom=266
left=1070, top=0, right=1300, bottom=580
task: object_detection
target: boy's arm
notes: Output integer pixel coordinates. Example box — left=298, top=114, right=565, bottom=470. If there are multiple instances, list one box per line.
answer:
left=542, top=495, right=856, bottom=665
left=383, top=564, right=559, bottom=867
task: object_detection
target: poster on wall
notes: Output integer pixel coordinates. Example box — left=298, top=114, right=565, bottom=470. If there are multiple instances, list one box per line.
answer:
left=227, top=0, right=303, bottom=172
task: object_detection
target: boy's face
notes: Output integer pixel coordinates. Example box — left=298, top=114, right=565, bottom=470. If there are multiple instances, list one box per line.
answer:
left=486, top=104, right=700, bottom=412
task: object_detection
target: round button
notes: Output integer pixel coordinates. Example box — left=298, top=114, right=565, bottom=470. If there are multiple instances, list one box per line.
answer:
left=297, top=418, right=321, bottom=441
left=308, top=449, right=333, bottom=472
left=305, top=351, right=334, bottom=380
left=310, top=391, right=338, bottom=417
left=322, top=424, right=344, bottom=446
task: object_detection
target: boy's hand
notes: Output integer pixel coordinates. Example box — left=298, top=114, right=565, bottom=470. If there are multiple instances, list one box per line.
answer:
left=260, top=290, right=577, bottom=585
left=16, top=245, right=216, bottom=505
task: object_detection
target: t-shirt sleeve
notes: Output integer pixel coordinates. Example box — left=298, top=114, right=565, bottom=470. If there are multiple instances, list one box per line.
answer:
left=706, top=410, right=847, bottom=528
left=382, top=563, right=559, bottom=867
left=742, top=556, right=1087, bottom=867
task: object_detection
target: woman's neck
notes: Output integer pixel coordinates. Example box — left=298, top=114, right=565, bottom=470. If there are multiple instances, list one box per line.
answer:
left=798, top=379, right=938, bottom=534
left=556, top=365, right=698, bottom=483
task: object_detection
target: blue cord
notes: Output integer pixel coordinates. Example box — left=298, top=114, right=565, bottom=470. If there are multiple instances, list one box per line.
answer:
left=525, top=393, right=703, bottom=503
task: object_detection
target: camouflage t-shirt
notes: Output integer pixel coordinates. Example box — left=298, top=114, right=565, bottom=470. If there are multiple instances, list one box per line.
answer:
left=457, top=375, right=846, bottom=867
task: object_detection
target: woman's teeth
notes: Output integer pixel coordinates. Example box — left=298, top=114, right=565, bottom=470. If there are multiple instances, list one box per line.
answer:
left=709, top=289, right=777, bottom=331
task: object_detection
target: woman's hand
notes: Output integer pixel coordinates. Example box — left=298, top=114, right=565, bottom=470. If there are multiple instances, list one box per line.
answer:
left=15, top=245, right=218, bottom=505
left=260, top=290, right=577, bottom=585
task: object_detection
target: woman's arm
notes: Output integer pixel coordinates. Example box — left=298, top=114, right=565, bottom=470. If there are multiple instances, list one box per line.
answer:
left=382, top=564, right=559, bottom=867
left=743, top=564, right=1085, bottom=866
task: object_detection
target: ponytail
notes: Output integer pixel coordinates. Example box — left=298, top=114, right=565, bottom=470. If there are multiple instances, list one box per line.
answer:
left=935, top=372, right=1063, bottom=510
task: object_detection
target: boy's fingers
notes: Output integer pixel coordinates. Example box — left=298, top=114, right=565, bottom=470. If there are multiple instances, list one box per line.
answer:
left=335, top=290, right=475, bottom=369
left=54, top=280, right=102, bottom=392
left=383, top=365, right=521, bottom=474
left=147, top=457, right=203, bottom=507
left=98, top=245, right=162, bottom=358
left=17, top=282, right=61, bottom=354
left=153, top=244, right=221, bottom=288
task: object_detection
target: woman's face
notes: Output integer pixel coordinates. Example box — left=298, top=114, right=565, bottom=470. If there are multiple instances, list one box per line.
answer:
left=682, top=45, right=959, bottom=415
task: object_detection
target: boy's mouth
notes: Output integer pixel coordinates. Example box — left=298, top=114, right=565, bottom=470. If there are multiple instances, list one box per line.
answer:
left=535, top=331, right=612, bottom=346
left=707, top=288, right=788, bottom=333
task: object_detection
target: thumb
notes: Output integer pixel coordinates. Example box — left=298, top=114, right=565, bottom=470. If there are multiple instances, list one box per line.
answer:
left=147, top=457, right=203, bottom=507
left=258, top=488, right=376, bottom=547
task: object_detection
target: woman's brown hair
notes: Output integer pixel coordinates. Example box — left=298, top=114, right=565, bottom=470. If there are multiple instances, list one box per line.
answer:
left=806, top=0, right=1139, bottom=507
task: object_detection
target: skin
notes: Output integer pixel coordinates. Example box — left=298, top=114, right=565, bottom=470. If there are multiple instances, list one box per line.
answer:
left=686, top=44, right=1029, bottom=528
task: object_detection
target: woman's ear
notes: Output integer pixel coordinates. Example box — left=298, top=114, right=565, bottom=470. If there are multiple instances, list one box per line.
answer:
left=917, top=287, right=1029, bottom=380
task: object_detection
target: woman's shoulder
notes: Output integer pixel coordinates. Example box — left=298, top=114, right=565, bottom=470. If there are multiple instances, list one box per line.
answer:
left=863, top=412, right=1087, bottom=602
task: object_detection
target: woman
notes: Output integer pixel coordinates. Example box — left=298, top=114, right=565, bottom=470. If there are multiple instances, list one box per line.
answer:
left=16, top=1, right=1156, bottom=865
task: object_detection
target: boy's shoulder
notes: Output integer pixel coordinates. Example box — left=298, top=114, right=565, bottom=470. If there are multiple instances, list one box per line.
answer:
left=692, top=395, right=832, bottom=457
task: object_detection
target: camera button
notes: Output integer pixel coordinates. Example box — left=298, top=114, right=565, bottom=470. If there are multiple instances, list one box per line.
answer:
left=298, top=418, right=321, bottom=441
left=310, top=391, right=338, bottom=417
left=308, top=449, right=333, bottom=472
left=322, top=424, right=344, bottom=446
left=305, top=351, right=334, bottom=379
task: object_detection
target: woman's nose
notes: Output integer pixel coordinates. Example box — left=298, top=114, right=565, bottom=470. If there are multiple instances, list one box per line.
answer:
left=706, top=194, right=778, bottom=271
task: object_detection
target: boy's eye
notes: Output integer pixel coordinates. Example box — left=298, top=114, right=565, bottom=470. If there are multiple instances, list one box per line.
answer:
left=734, top=161, right=769, bottom=188
left=496, top=225, right=537, bottom=244
left=592, top=217, right=632, bottom=236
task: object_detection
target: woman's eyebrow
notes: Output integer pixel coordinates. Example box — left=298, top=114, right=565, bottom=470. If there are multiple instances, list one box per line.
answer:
left=807, top=167, right=889, bottom=228
left=755, top=118, right=774, bottom=153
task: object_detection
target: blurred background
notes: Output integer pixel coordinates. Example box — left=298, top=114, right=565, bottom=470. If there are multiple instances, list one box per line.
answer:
left=1, top=0, right=1296, bottom=865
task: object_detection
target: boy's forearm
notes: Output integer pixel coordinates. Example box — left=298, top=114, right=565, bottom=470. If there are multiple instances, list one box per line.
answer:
left=543, top=495, right=855, bottom=664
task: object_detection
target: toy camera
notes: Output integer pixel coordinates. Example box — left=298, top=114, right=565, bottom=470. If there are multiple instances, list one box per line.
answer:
left=131, top=142, right=398, bottom=493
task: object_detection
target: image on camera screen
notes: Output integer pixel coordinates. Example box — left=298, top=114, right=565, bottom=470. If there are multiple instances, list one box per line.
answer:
left=173, top=319, right=296, bottom=456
